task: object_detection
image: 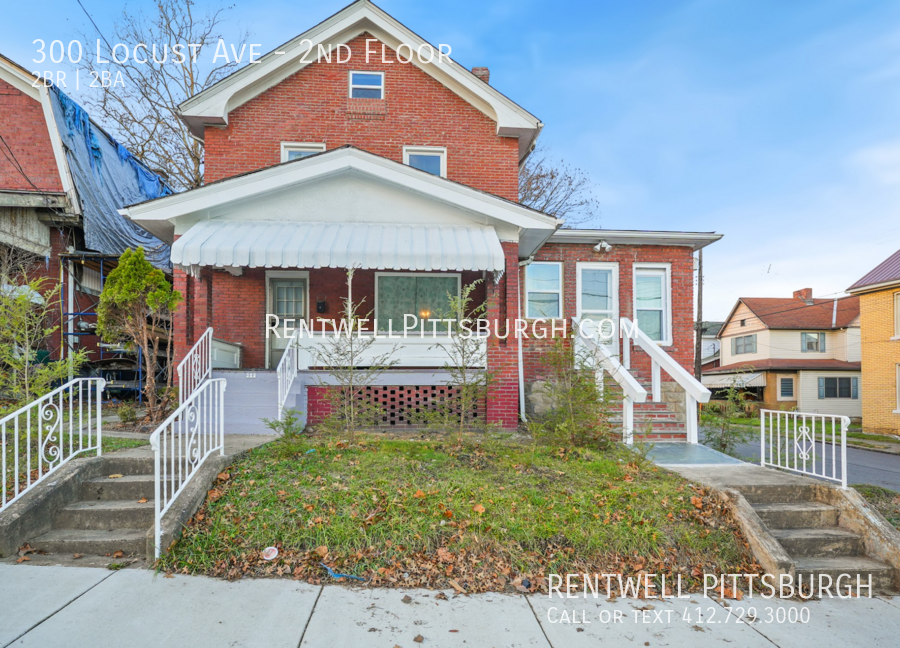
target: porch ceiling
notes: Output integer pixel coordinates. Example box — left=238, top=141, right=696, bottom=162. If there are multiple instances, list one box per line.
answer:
left=171, top=220, right=506, bottom=274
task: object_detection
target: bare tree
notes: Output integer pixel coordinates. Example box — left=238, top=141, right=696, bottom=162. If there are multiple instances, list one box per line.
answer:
left=78, top=1, right=249, bottom=189
left=518, top=145, right=600, bottom=226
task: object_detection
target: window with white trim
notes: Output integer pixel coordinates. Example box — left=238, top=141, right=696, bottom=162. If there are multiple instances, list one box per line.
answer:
left=403, top=146, right=446, bottom=177
left=349, top=71, right=384, bottom=99
left=634, top=265, right=670, bottom=343
left=525, top=262, right=562, bottom=319
left=375, top=273, right=460, bottom=332
left=894, top=292, right=900, bottom=338
left=281, top=142, right=325, bottom=162
left=801, top=332, right=826, bottom=353
left=731, top=334, right=757, bottom=355
left=779, top=377, right=794, bottom=399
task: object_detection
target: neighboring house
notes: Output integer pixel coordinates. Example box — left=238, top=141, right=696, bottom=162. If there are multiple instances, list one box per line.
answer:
left=0, top=54, right=170, bottom=367
left=699, top=321, right=723, bottom=370
left=704, top=288, right=861, bottom=419
left=121, top=0, right=720, bottom=437
left=847, top=250, right=900, bottom=435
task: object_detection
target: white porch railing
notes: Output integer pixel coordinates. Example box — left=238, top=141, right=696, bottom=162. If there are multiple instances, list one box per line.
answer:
left=177, top=327, right=213, bottom=403
left=275, top=331, right=487, bottom=420
left=574, top=318, right=648, bottom=443
left=760, top=409, right=848, bottom=488
left=1, top=378, right=106, bottom=508
left=621, top=317, right=711, bottom=443
left=150, top=378, right=226, bottom=558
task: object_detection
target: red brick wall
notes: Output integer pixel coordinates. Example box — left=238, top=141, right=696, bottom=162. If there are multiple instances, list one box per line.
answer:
left=485, top=241, right=521, bottom=429
left=0, top=79, right=62, bottom=193
left=203, top=33, right=520, bottom=200
left=521, top=243, right=696, bottom=385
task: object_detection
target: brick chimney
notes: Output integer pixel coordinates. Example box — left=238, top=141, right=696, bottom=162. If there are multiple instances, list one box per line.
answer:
left=793, top=288, right=813, bottom=303
left=471, top=67, right=490, bottom=84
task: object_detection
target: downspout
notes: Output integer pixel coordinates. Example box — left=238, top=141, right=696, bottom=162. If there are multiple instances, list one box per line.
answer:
left=517, top=255, right=535, bottom=422
left=832, top=298, right=838, bottom=329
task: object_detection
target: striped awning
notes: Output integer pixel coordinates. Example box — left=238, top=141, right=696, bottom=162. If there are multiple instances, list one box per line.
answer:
left=171, top=221, right=506, bottom=274
left=701, top=372, right=766, bottom=389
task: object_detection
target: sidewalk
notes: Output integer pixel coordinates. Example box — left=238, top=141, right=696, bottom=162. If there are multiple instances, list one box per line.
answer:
left=1, top=563, right=898, bottom=647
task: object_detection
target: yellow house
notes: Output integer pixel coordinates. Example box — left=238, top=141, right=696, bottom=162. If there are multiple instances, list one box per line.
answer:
left=848, top=250, right=900, bottom=435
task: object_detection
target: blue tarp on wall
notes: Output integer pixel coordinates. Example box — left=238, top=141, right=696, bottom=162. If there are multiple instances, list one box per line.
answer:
left=48, top=87, right=172, bottom=270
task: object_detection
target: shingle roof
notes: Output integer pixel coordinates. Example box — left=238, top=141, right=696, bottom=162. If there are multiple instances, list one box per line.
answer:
left=737, top=296, right=859, bottom=330
left=848, top=249, right=900, bottom=292
left=705, top=358, right=861, bottom=374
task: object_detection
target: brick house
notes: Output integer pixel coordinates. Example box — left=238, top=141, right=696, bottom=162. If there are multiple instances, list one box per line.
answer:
left=122, top=0, right=719, bottom=439
left=848, top=249, right=900, bottom=435
left=704, top=289, right=861, bottom=419
left=0, top=54, right=170, bottom=372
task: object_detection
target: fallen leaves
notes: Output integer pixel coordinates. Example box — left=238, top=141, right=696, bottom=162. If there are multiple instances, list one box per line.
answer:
left=690, top=496, right=703, bottom=509
left=472, top=503, right=485, bottom=514
left=137, top=497, right=149, bottom=504
left=413, top=634, right=424, bottom=643
left=413, top=489, right=426, bottom=499
left=448, top=578, right=465, bottom=594
left=108, top=474, right=124, bottom=479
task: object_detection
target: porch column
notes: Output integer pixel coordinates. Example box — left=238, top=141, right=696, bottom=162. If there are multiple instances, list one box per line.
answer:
left=192, top=267, right=213, bottom=339
left=171, top=244, right=193, bottom=375
left=486, top=241, right=520, bottom=430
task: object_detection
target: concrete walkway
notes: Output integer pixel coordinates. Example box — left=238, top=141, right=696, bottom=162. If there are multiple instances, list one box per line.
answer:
left=1, top=563, right=898, bottom=647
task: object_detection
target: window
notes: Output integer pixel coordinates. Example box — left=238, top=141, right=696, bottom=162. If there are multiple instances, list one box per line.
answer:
left=731, top=334, right=757, bottom=355
left=894, top=292, right=900, bottom=338
left=634, top=265, right=670, bottom=343
left=280, top=142, right=326, bottom=162
left=577, top=263, right=617, bottom=322
left=740, top=319, right=746, bottom=327
left=271, top=279, right=306, bottom=319
left=376, top=273, right=460, bottom=331
left=525, top=262, right=562, bottom=319
left=818, top=376, right=859, bottom=399
left=779, top=377, right=794, bottom=399
left=349, top=71, right=384, bottom=99
left=402, top=146, right=446, bottom=177
left=801, top=332, right=826, bottom=353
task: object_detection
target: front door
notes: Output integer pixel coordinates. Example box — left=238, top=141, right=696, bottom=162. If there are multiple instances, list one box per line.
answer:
left=268, top=276, right=307, bottom=367
left=575, top=262, right=619, bottom=356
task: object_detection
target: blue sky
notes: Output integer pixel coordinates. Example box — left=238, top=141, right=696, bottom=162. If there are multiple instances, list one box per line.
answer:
left=4, top=0, right=900, bottom=318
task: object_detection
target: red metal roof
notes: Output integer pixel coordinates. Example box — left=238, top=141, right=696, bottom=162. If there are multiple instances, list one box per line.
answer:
left=737, top=295, right=859, bottom=330
left=706, top=358, right=861, bottom=374
left=848, top=248, right=900, bottom=292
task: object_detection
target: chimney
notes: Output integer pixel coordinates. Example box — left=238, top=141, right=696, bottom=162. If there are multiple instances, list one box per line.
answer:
left=471, top=67, right=490, bottom=84
left=793, top=288, right=813, bottom=303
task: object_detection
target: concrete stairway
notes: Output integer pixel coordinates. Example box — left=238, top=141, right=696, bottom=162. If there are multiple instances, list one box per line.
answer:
left=28, top=453, right=155, bottom=557
left=743, top=484, right=895, bottom=590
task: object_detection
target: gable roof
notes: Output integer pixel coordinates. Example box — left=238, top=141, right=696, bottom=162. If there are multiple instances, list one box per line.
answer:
left=177, top=0, right=542, bottom=160
left=119, top=145, right=560, bottom=256
left=847, top=248, right=900, bottom=293
left=720, top=295, right=859, bottom=335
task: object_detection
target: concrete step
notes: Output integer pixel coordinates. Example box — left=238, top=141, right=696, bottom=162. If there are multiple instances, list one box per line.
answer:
left=55, top=499, right=154, bottom=530
left=736, top=484, right=821, bottom=504
left=771, top=527, right=864, bottom=558
left=30, top=528, right=146, bottom=556
left=794, top=556, right=895, bottom=591
left=753, top=502, right=838, bottom=529
left=81, top=475, right=155, bottom=501
left=97, top=456, right=155, bottom=476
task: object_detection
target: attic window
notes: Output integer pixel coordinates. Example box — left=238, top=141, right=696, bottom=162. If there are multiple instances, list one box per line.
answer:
left=349, top=71, right=384, bottom=99
left=281, top=142, right=325, bottom=162
left=403, top=146, right=446, bottom=177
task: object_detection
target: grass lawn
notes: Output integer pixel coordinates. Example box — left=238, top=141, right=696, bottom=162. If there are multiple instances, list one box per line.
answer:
left=160, top=435, right=759, bottom=594
left=853, top=484, right=900, bottom=530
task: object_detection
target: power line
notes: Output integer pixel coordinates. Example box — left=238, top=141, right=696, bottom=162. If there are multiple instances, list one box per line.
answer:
left=75, top=0, right=114, bottom=51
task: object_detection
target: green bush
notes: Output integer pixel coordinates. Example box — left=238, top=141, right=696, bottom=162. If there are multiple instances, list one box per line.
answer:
left=117, top=402, right=138, bottom=425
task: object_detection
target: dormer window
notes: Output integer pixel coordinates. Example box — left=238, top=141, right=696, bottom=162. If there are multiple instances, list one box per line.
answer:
left=281, top=142, right=325, bottom=162
left=403, top=146, right=446, bottom=177
left=349, top=71, right=384, bottom=99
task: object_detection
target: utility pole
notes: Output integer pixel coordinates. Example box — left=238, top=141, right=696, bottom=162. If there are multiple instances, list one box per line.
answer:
left=694, top=249, right=703, bottom=380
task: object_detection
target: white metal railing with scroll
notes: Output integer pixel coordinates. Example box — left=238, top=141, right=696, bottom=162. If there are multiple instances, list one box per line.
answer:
left=1, top=378, right=106, bottom=508
left=150, top=377, right=226, bottom=558
left=177, top=327, right=213, bottom=403
left=760, top=409, right=848, bottom=488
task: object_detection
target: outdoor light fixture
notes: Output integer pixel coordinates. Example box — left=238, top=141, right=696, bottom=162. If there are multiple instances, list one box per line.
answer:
left=316, top=298, right=327, bottom=313
left=593, top=240, right=613, bottom=253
